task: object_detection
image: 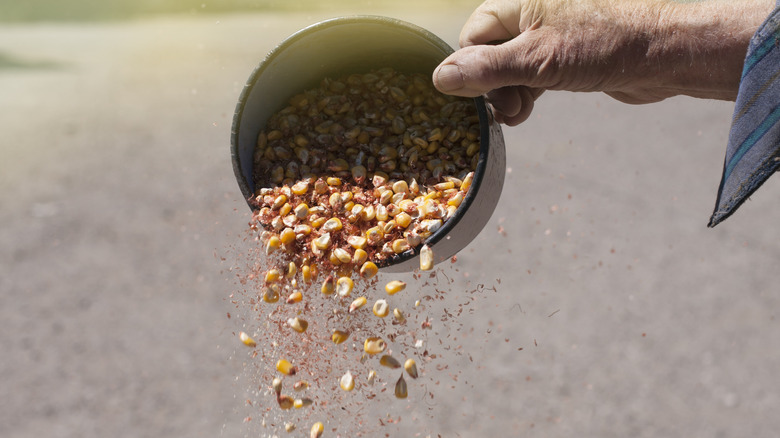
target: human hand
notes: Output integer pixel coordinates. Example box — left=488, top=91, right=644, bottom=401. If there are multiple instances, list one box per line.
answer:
left=434, top=0, right=772, bottom=125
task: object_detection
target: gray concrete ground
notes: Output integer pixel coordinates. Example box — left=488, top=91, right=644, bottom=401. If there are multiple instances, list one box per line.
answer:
left=2, top=5, right=780, bottom=438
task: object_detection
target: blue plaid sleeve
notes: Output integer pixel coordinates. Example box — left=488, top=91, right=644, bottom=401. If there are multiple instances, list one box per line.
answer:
left=709, top=3, right=780, bottom=227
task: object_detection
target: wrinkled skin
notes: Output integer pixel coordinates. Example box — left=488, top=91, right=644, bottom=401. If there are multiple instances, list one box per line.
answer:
left=434, top=0, right=774, bottom=125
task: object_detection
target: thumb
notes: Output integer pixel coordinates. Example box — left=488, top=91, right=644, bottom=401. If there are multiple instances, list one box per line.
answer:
left=433, top=37, right=545, bottom=97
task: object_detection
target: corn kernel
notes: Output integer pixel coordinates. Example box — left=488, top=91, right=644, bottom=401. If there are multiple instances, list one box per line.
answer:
left=352, top=248, right=368, bottom=265
left=393, top=308, right=405, bottom=323
left=310, top=422, right=324, bottom=438
left=321, top=275, right=335, bottom=295
left=279, top=227, right=296, bottom=245
left=262, top=287, right=280, bottom=303
left=461, top=172, right=474, bottom=192
left=286, top=261, right=297, bottom=278
left=293, top=380, right=309, bottom=391
left=294, top=203, right=309, bottom=219
left=366, top=226, right=383, bottom=245
left=333, top=248, right=352, bottom=264
left=395, top=374, right=408, bottom=399
left=404, top=358, right=419, bottom=379
left=379, top=354, right=401, bottom=369
left=322, top=217, right=343, bottom=232
left=359, top=261, right=378, bottom=278
left=326, top=176, right=342, bottom=186
left=287, top=317, right=308, bottom=333
left=364, top=337, right=386, bottom=355
left=285, top=422, right=296, bottom=432
left=420, top=244, right=433, bottom=271
left=339, top=370, right=355, bottom=391
left=392, top=239, right=410, bottom=254
left=336, top=276, right=353, bottom=297
left=313, top=232, right=332, bottom=250
left=302, top=265, right=312, bottom=283
left=265, top=269, right=281, bottom=283
left=239, top=331, right=256, bottom=347
left=373, top=299, right=389, bottom=317
left=392, top=180, right=409, bottom=194
left=278, top=394, right=294, bottom=410
left=385, top=280, right=406, bottom=295
left=266, top=235, right=281, bottom=254
left=291, top=180, right=309, bottom=195
left=347, top=235, right=367, bottom=249
left=349, top=296, right=367, bottom=312
left=272, top=377, right=283, bottom=395
left=286, top=291, right=303, bottom=304
left=276, top=359, right=297, bottom=376
left=367, top=370, right=377, bottom=385
left=294, top=397, right=313, bottom=408
left=331, top=329, right=350, bottom=344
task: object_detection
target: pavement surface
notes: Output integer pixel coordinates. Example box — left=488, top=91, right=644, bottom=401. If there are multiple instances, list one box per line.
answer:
left=2, top=5, right=780, bottom=438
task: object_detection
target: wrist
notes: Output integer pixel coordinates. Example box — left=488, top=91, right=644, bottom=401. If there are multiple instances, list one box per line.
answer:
left=653, top=0, right=774, bottom=100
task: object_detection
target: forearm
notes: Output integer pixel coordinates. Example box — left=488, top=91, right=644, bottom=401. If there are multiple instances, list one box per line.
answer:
left=654, top=0, right=775, bottom=100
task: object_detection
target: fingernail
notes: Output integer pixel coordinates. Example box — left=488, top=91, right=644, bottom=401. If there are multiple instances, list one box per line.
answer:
left=434, top=64, right=464, bottom=92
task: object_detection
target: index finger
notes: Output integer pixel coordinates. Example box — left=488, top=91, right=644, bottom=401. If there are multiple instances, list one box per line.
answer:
left=459, top=0, right=523, bottom=47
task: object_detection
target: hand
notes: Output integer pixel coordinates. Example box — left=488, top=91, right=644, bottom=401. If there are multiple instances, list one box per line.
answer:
left=434, top=0, right=773, bottom=125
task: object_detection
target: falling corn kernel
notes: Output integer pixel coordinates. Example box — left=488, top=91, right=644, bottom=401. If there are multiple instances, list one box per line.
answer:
left=367, top=370, right=377, bottom=385
left=279, top=227, right=296, bottom=244
left=285, top=422, right=296, bottom=432
left=404, top=358, right=419, bottom=379
left=293, top=380, right=309, bottom=391
left=265, top=269, right=281, bottom=283
left=332, top=248, right=352, bottom=264
left=349, top=296, right=367, bottom=313
left=394, top=374, right=408, bottom=399
left=385, top=280, right=406, bottom=295
left=272, top=377, right=283, bottom=395
left=286, top=290, right=302, bottom=304
left=287, top=317, right=308, bottom=333
left=373, top=299, right=389, bottom=317
left=302, top=265, right=312, bottom=283
left=393, top=308, right=405, bottom=323
left=278, top=394, right=295, bottom=410
left=364, top=337, right=386, bottom=355
left=276, top=359, right=297, bottom=376
left=359, top=261, right=378, bottom=278
left=331, top=329, right=350, bottom=344
left=266, top=236, right=281, bottom=254
left=311, top=422, right=324, bottom=438
left=420, top=244, right=434, bottom=271
left=286, top=261, right=297, bottom=278
left=379, top=354, right=401, bottom=369
left=336, top=277, right=354, bottom=297
left=321, top=275, right=335, bottom=295
left=262, top=287, right=280, bottom=303
left=294, top=397, right=313, bottom=408
left=339, top=370, right=355, bottom=391
left=239, top=331, right=256, bottom=347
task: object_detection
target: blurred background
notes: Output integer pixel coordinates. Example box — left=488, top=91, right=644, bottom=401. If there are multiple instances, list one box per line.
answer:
left=2, top=1, right=779, bottom=437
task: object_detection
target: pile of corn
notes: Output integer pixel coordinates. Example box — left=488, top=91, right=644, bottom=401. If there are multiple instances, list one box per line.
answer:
left=240, top=68, right=479, bottom=436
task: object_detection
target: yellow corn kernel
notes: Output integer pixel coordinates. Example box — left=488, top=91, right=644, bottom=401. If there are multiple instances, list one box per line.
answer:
left=286, top=290, right=302, bottom=304
left=461, top=172, right=474, bottom=192
left=395, top=212, right=412, bottom=228
left=266, top=235, right=281, bottom=254
left=394, top=375, right=408, bottom=399
left=359, top=261, right=378, bottom=278
left=391, top=180, right=409, bottom=194
left=322, top=217, right=343, bottom=232
left=385, top=280, right=406, bottom=295
left=286, top=261, right=297, bottom=278
left=294, top=397, right=313, bottom=408
left=310, top=422, right=324, bottom=438
left=293, top=380, right=309, bottom=391
left=372, top=299, right=389, bottom=318
left=404, top=358, right=419, bottom=379
left=287, top=317, right=308, bottom=333
left=276, top=359, right=297, bottom=376
left=339, top=370, right=355, bottom=391
left=279, top=202, right=292, bottom=217
left=331, top=329, right=350, bottom=344
left=272, top=377, right=283, bottom=395
left=239, top=331, right=256, bottom=347
left=328, top=250, right=342, bottom=266
left=375, top=204, right=389, bottom=221
left=326, top=176, right=342, bottom=186
left=420, top=244, right=433, bottom=271
left=321, top=275, right=335, bottom=295
left=367, top=370, right=377, bottom=385
left=352, top=249, right=368, bottom=265
left=278, top=394, right=294, bottom=410
left=310, top=216, right=327, bottom=228
left=349, top=296, right=367, bottom=313
left=347, top=235, right=367, bottom=249
left=313, top=232, right=332, bottom=250
left=366, top=226, right=383, bottom=245
left=364, top=337, right=386, bottom=355
left=302, top=265, right=312, bottom=283
left=294, top=203, right=310, bottom=219
left=351, top=165, right=367, bottom=183
left=265, top=269, right=281, bottom=283
left=393, top=307, right=405, bottom=323
left=285, top=422, right=296, bottom=432
left=447, top=192, right=463, bottom=207
left=280, top=227, right=296, bottom=245
left=361, top=204, right=376, bottom=221
left=336, top=276, right=354, bottom=297
left=291, top=180, right=309, bottom=195
left=332, top=248, right=352, bottom=264
left=262, top=287, right=280, bottom=303
left=391, top=239, right=410, bottom=254
left=379, top=354, right=401, bottom=369
left=272, top=194, right=288, bottom=210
